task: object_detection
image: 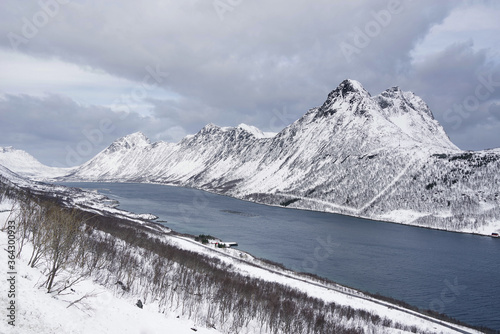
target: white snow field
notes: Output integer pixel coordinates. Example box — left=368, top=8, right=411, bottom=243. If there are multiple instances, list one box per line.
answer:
left=0, top=203, right=220, bottom=334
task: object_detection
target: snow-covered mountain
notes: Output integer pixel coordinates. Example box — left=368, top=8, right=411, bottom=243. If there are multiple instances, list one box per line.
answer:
left=0, top=146, right=71, bottom=180
left=2, top=79, right=499, bottom=234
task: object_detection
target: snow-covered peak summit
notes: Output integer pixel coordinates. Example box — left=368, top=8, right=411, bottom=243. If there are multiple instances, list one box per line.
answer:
left=0, top=146, right=15, bottom=153
left=0, top=146, right=48, bottom=167
left=106, top=132, right=151, bottom=152
left=315, top=80, right=436, bottom=122
left=314, top=79, right=372, bottom=119
left=0, top=146, right=38, bottom=163
left=194, top=123, right=275, bottom=140
left=376, top=87, right=434, bottom=118
left=328, top=79, right=371, bottom=101
left=0, top=146, right=72, bottom=179
left=124, top=131, right=150, bottom=145
left=338, top=79, right=370, bottom=96
left=297, top=79, right=459, bottom=151
left=199, top=123, right=221, bottom=133
left=236, top=123, right=276, bottom=139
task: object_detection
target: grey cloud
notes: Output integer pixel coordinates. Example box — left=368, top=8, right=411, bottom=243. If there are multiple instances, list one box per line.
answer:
left=0, top=0, right=499, bottom=163
left=403, top=41, right=500, bottom=150
left=490, top=103, right=500, bottom=121
left=0, top=1, right=457, bottom=119
left=0, top=93, right=174, bottom=166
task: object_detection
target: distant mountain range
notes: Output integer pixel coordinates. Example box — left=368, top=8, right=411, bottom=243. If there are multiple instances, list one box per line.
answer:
left=1, top=79, right=499, bottom=234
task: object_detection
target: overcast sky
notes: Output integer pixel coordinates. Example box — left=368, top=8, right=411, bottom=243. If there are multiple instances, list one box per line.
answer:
left=1, top=0, right=500, bottom=167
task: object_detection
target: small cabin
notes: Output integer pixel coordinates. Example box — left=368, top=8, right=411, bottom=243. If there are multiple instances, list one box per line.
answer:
left=209, top=239, right=238, bottom=248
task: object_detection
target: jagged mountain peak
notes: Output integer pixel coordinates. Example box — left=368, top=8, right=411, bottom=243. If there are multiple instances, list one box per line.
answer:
left=194, top=123, right=275, bottom=140
left=198, top=123, right=222, bottom=135
left=382, top=85, right=402, bottom=94
left=202, top=123, right=220, bottom=130
left=327, top=79, right=371, bottom=102
left=237, top=123, right=257, bottom=130
left=376, top=86, right=434, bottom=118
left=315, top=79, right=373, bottom=119
left=187, top=123, right=250, bottom=146
left=337, top=79, right=370, bottom=95
left=118, top=131, right=150, bottom=143
left=106, top=131, right=151, bottom=152
left=236, top=123, right=276, bottom=139
left=0, top=146, right=15, bottom=153
left=316, top=80, right=434, bottom=121
left=297, top=79, right=459, bottom=151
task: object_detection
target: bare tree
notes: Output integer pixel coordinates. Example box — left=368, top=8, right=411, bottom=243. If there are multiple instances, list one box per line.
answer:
left=43, top=205, right=84, bottom=293
left=27, top=203, right=50, bottom=268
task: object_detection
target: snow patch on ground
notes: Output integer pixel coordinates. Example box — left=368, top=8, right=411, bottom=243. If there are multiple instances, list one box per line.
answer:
left=378, top=209, right=429, bottom=224
left=474, top=219, right=500, bottom=236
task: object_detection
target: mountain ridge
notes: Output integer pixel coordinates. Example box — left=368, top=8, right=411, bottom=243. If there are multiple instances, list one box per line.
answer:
left=1, top=79, right=499, bottom=235
left=0, top=146, right=71, bottom=180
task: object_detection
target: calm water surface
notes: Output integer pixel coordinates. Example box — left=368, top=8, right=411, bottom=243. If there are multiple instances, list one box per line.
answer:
left=62, top=182, right=500, bottom=330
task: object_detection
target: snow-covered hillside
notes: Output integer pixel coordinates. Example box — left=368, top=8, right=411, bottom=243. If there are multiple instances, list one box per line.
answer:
left=0, top=172, right=483, bottom=334
left=2, top=79, right=499, bottom=235
left=0, top=146, right=71, bottom=180
left=0, top=227, right=217, bottom=334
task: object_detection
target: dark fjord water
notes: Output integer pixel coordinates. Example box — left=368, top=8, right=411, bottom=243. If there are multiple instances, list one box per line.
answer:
left=62, top=182, right=500, bottom=330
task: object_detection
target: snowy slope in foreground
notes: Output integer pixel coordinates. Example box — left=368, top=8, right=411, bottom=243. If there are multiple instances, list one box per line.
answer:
left=0, top=202, right=482, bottom=334
left=0, top=208, right=218, bottom=334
